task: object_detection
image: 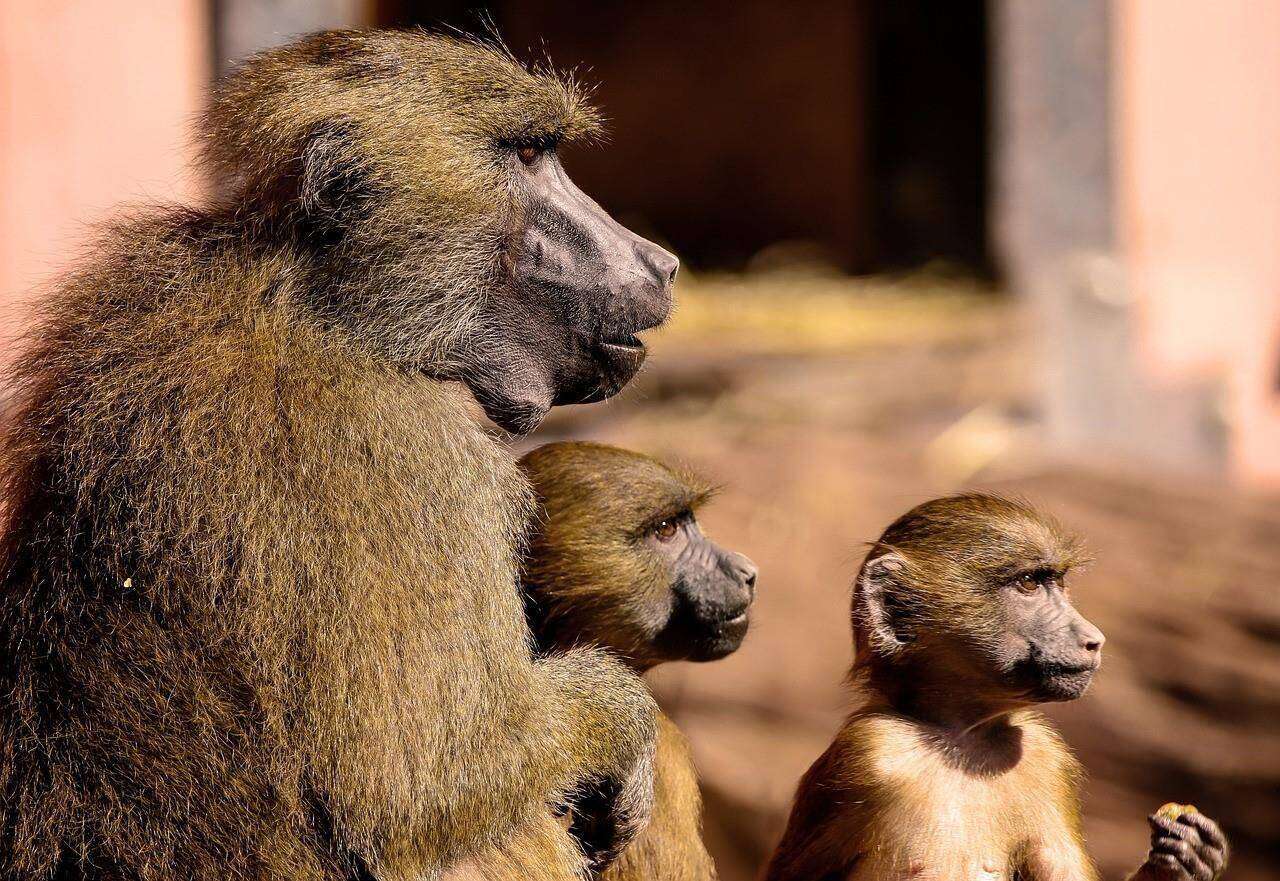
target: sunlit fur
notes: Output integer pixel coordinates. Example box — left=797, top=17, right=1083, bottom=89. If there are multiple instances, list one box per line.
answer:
left=451, top=716, right=710, bottom=881
left=769, top=709, right=1091, bottom=880
left=605, top=714, right=715, bottom=881
left=765, top=494, right=1100, bottom=881
left=0, top=30, right=654, bottom=881
left=442, top=812, right=588, bottom=881
left=455, top=443, right=723, bottom=881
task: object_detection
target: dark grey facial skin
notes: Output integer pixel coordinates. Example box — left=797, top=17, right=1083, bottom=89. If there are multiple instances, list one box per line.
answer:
left=643, top=516, right=758, bottom=663
left=994, top=570, right=1106, bottom=702
left=469, top=148, right=678, bottom=435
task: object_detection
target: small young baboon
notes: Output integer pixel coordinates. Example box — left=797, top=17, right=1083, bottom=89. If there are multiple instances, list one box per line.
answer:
left=454, top=441, right=758, bottom=880
left=0, top=30, right=677, bottom=881
left=764, top=494, right=1229, bottom=881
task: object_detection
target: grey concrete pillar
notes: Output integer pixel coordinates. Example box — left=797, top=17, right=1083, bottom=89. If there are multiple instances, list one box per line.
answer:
left=991, top=0, right=1223, bottom=472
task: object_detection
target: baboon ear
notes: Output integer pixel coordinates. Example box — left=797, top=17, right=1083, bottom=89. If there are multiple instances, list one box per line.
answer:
left=295, top=116, right=376, bottom=248
left=854, top=552, right=913, bottom=656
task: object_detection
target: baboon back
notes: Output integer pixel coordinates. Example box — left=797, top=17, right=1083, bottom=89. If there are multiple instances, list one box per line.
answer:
left=0, top=214, right=543, bottom=879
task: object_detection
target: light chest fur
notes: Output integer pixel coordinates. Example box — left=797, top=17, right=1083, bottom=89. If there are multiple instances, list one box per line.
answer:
left=844, top=712, right=1085, bottom=881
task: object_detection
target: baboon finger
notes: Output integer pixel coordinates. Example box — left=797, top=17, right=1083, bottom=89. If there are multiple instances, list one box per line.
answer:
left=1146, top=853, right=1184, bottom=879
left=1179, top=812, right=1228, bottom=856
left=1149, top=814, right=1202, bottom=848
left=1152, top=813, right=1227, bottom=875
left=1151, top=837, right=1213, bottom=881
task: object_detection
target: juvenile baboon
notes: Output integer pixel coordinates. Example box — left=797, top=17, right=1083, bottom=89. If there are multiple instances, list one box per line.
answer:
left=525, top=441, right=758, bottom=881
left=764, top=494, right=1229, bottom=881
left=0, top=30, right=679, bottom=881
left=454, top=441, right=758, bottom=880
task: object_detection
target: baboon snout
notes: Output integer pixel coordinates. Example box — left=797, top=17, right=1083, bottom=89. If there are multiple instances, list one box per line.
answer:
left=639, top=240, right=679, bottom=288
left=1074, top=616, right=1105, bottom=658
left=522, top=156, right=676, bottom=335
left=1036, top=610, right=1105, bottom=691
left=594, top=227, right=676, bottom=335
left=625, top=238, right=678, bottom=328
left=711, top=552, right=758, bottom=621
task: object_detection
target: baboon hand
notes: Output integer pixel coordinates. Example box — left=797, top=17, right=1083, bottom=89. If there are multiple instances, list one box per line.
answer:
left=1136, top=809, right=1229, bottom=881
left=568, top=740, right=656, bottom=873
left=541, top=647, right=658, bottom=872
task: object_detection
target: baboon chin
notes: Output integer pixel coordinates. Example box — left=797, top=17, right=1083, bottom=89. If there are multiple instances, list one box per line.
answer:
left=0, top=29, right=667, bottom=881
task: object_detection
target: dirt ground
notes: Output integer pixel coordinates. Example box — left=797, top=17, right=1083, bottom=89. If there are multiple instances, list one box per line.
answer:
left=518, top=271, right=1280, bottom=881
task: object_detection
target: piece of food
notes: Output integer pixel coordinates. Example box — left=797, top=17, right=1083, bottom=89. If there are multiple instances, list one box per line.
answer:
left=1156, top=802, right=1199, bottom=822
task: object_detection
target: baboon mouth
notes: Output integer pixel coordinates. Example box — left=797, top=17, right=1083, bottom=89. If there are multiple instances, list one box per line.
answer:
left=709, top=610, right=750, bottom=644
left=553, top=333, right=649, bottom=407
left=582, top=334, right=648, bottom=398
left=599, top=333, right=645, bottom=354
left=1031, top=663, right=1099, bottom=702
left=1055, top=662, right=1100, bottom=675
left=691, top=618, right=748, bottom=661
left=1041, top=657, right=1102, bottom=678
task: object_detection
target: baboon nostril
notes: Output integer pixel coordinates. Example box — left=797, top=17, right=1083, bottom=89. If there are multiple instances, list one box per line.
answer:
left=1075, top=618, right=1105, bottom=654
left=638, top=243, right=678, bottom=288
left=731, top=555, right=758, bottom=594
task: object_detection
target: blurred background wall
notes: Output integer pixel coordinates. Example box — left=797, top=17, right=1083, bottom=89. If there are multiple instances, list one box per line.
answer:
left=0, top=1, right=207, bottom=347
left=0, top=3, right=1277, bottom=879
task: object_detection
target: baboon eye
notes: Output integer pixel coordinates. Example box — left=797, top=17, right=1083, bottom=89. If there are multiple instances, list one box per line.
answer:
left=654, top=519, right=679, bottom=541
left=1016, top=574, right=1041, bottom=594
left=1015, top=568, right=1055, bottom=594
left=516, top=144, right=542, bottom=166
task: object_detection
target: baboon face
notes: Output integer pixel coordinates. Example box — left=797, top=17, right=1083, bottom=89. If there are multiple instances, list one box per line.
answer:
left=855, top=494, right=1104, bottom=703
left=520, top=443, right=757, bottom=669
left=988, top=563, right=1105, bottom=702
left=492, top=147, right=678, bottom=423
left=206, top=31, right=676, bottom=435
left=642, top=511, right=758, bottom=663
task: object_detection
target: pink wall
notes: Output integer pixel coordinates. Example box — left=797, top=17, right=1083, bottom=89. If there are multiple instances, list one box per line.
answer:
left=0, top=1, right=208, bottom=365
left=1114, top=0, right=1280, bottom=486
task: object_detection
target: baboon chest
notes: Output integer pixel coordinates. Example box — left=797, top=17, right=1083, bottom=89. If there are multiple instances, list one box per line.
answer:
left=849, top=725, right=1068, bottom=881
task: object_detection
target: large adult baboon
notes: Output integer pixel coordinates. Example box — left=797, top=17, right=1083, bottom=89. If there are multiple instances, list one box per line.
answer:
left=0, top=29, right=676, bottom=881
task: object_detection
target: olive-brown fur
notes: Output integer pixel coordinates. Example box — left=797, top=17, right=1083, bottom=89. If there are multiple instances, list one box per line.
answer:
left=204, top=29, right=601, bottom=367
left=604, top=715, right=715, bottom=881
left=449, top=718, right=713, bottom=881
left=0, top=30, right=656, bottom=881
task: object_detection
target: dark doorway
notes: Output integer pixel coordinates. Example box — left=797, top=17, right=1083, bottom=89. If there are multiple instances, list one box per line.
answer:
left=867, top=0, right=990, bottom=274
